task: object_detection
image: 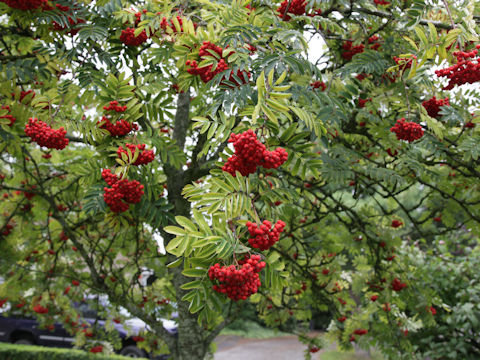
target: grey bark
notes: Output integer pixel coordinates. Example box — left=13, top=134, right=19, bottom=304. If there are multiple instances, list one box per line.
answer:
left=163, top=91, right=221, bottom=360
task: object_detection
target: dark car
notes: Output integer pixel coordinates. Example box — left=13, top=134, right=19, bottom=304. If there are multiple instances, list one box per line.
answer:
left=0, top=300, right=176, bottom=359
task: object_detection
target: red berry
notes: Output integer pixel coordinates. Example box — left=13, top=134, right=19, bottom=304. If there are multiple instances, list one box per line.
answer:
left=117, top=143, right=155, bottom=166
left=435, top=48, right=480, bottom=90
left=246, top=220, right=286, bottom=251
left=422, top=96, right=450, bottom=119
left=353, top=329, right=368, bottom=336
left=311, top=81, right=326, bottom=91
left=102, top=170, right=144, bottom=213
left=0, top=0, right=46, bottom=10
left=391, top=278, right=407, bottom=292
left=393, top=55, right=417, bottom=71
left=390, top=118, right=424, bottom=143
left=0, top=106, right=16, bottom=127
left=120, top=28, right=148, bottom=46
left=33, top=304, right=48, bottom=314
left=391, top=219, right=403, bottom=228
left=186, top=41, right=248, bottom=86
left=25, top=118, right=69, bottom=150
left=357, top=98, right=372, bottom=108
left=208, top=255, right=266, bottom=301
left=98, top=112, right=138, bottom=137
left=222, top=130, right=288, bottom=176
left=277, top=0, right=307, bottom=21
left=341, top=41, right=365, bottom=61
left=90, top=345, right=103, bottom=353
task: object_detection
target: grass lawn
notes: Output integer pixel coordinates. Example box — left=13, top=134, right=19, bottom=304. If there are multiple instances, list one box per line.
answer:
left=220, top=319, right=291, bottom=339
left=320, top=349, right=384, bottom=360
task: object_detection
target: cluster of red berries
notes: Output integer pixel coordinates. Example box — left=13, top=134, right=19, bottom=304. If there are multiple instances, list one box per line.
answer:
left=391, top=278, right=407, bottom=292
left=390, top=118, right=424, bottom=143
left=33, top=304, right=48, bottom=314
left=311, top=81, right=326, bottom=91
left=222, top=130, right=288, bottom=176
left=0, top=0, right=46, bottom=10
left=1, top=106, right=16, bottom=127
left=391, top=219, right=403, bottom=228
left=1, top=223, right=14, bottom=236
left=117, top=144, right=154, bottom=166
left=422, top=96, right=450, bottom=119
left=277, top=0, right=306, bottom=21
left=90, top=346, right=103, bottom=353
left=120, top=27, right=148, bottom=46
left=186, top=58, right=228, bottom=83
left=186, top=42, right=229, bottom=83
left=435, top=46, right=480, bottom=90
left=246, top=220, right=286, bottom=251
left=393, top=55, right=416, bottom=71
left=23, top=188, right=36, bottom=200
left=357, top=98, right=372, bottom=108
left=102, top=169, right=144, bottom=213
left=341, top=41, right=365, bottom=61
left=25, top=118, right=69, bottom=150
left=208, top=255, right=266, bottom=301
left=98, top=101, right=138, bottom=136
left=374, top=0, right=390, bottom=5
left=353, top=329, right=368, bottom=336
left=104, top=100, right=127, bottom=113
left=186, top=41, right=250, bottom=86
left=368, top=35, right=381, bottom=50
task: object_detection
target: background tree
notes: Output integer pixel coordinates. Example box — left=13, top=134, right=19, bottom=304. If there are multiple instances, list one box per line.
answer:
left=0, top=0, right=479, bottom=359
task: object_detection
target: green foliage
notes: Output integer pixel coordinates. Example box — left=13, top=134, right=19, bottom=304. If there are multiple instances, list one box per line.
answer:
left=1, top=0, right=480, bottom=359
left=402, top=244, right=480, bottom=360
left=339, top=51, right=390, bottom=77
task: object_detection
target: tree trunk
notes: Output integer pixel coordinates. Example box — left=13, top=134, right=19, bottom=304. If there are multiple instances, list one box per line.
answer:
left=162, top=91, right=213, bottom=360
left=171, top=266, right=210, bottom=360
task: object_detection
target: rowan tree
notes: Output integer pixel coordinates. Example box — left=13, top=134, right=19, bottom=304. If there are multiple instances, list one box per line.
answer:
left=0, top=0, right=479, bottom=359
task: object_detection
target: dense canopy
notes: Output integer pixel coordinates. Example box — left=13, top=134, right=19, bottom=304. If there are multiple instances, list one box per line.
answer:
left=0, top=0, right=479, bottom=359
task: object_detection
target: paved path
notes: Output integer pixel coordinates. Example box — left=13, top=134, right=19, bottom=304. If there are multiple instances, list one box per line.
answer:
left=214, top=335, right=320, bottom=360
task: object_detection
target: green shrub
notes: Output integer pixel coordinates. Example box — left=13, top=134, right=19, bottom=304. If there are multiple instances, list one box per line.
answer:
left=0, top=343, right=147, bottom=360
